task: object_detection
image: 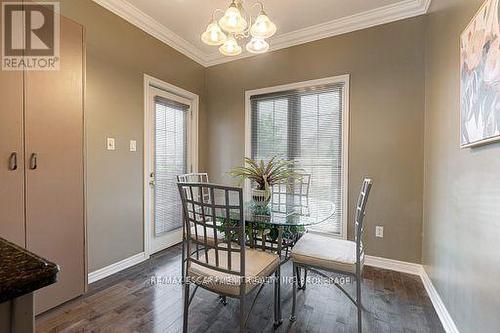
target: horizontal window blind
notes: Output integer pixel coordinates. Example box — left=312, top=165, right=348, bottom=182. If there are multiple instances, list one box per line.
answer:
left=154, top=96, right=188, bottom=235
left=251, top=83, right=344, bottom=235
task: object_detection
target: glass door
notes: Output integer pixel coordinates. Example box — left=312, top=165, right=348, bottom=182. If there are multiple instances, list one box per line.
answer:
left=148, top=87, right=192, bottom=253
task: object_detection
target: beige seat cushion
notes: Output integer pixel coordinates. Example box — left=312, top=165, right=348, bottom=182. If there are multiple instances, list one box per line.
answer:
left=291, top=233, right=363, bottom=274
left=188, top=248, right=279, bottom=296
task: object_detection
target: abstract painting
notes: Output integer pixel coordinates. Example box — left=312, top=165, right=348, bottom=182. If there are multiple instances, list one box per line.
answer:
left=461, top=0, right=500, bottom=147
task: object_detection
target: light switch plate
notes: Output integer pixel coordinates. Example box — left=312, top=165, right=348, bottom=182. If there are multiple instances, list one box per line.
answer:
left=129, top=140, right=137, bottom=152
left=107, top=137, right=115, bottom=151
left=375, top=226, right=384, bottom=238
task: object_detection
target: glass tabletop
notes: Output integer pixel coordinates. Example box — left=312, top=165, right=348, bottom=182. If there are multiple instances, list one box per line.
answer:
left=244, top=198, right=335, bottom=227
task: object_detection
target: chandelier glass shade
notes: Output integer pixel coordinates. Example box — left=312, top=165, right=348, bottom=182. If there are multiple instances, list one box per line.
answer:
left=219, top=4, right=248, bottom=33
left=219, top=35, right=243, bottom=56
left=202, top=0, right=277, bottom=56
left=250, top=13, right=276, bottom=39
left=201, top=22, right=227, bottom=46
left=246, top=37, right=269, bottom=53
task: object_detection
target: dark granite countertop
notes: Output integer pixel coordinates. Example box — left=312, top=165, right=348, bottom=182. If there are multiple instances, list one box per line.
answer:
left=0, top=238, right=59, bottom=303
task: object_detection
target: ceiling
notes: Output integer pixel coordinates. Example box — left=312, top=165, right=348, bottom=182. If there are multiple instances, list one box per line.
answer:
left=93, top=0, right=432, bottom=67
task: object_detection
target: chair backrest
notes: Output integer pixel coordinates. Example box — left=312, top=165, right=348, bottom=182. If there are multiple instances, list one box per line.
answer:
left=177, top=173, right=210, bottom=202
left=177, top=173, right=209, bottom=183
left=354, top=178, right=373, bottom=259
left=177, top=182, right=246, bottom=277
left=271, top=173, right=311, bottom=212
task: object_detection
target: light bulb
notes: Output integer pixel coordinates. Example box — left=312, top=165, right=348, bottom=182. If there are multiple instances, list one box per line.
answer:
left=246, top=38, right=269, bottom=54
left=201, top=22, right=227, bottom=46
left=219, top=3, right=248, bottom=33
left=219, top=35, right=242, bottom=56
left=250, top=13, right=277, bottom=39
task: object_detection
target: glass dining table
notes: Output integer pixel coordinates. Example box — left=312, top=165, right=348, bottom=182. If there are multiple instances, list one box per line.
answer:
left=229, top=197, right=336, bottom=327
left=244, top=198, right=335, bottom=255
left=216, top=195, right=336, bottom=257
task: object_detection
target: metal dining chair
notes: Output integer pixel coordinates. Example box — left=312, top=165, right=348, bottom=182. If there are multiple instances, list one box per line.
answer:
left=290, top=178, right=373, bottom=333
left=178, top=182, right=281, bottom=333
left=177, top=172, right=210, bottom=184
left=271, top=173, right=311, bottom=213
left=270, top=173, right=312, bottom=259
left=177, top=173, right=213, bottom=281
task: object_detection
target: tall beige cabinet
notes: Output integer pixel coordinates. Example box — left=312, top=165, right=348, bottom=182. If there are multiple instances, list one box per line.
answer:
left=0, top=0, right=25, bottom=247
left=0, top=1, right=86, bottom=313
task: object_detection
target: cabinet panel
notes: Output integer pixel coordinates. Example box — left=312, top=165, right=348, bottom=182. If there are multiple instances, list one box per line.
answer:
left=24, top=15, right=85, bottom=314
left=0, top=0, right=25, bottom=247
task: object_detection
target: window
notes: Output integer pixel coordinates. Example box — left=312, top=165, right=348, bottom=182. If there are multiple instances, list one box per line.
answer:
left=248, top=76, right=348, bottom=236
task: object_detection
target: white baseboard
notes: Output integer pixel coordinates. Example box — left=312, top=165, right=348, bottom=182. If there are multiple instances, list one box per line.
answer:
left=420, top=268, right=460, bottom=333
left=365, top=255, right=424, bottom=276
left=366, top=255, right=459, bottom=333
left=88, top=252, right=149, bottom=284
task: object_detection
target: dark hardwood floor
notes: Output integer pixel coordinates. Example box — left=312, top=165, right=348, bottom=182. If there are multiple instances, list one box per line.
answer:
left=36, top=245, right=444, bottom=333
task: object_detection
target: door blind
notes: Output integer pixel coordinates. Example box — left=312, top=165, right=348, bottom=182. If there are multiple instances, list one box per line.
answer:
left=154, top=96, right=188, bottom=235
left=251, top=83, right=345, bottom=234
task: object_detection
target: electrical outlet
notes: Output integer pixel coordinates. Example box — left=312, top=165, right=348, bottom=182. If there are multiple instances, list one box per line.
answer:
left=375, top=226, right=384, bottom=238
left=129, top=140, right=137, bottom=152
left=106, top=138, right=115, bottom=151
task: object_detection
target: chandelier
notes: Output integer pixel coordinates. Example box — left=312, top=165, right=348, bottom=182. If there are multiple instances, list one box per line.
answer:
left=201, top=0, right=277, bottom=56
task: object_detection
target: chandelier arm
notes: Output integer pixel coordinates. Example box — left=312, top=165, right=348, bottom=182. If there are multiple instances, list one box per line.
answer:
left=251, top=1, right=264, bottom=14
left=238, top=1, right=253, bottom=36
left=210, top=8, right=225, bottom=22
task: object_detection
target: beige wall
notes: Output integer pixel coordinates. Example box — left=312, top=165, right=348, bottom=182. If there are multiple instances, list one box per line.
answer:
left=53, top=0, right=207, bottom=272
left=423, top=0, right=500, bottom=331
left=206, top=17, right=426, bottom=263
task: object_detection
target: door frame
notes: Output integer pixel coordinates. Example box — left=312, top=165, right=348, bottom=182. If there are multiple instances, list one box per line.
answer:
left=143, top=74, right=199, bottom=257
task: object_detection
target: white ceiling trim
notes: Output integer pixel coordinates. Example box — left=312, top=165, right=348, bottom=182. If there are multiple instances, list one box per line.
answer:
left=205, top=0, right=432, bottom=66
left=93, top=0, right=432, bottom=68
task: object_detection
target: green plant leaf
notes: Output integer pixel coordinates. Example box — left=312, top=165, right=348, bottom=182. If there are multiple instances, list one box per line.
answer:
left=228, top=156, right=304, bottom=191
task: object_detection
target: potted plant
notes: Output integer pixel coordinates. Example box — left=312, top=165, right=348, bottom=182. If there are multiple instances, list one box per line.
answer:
left=229, top=156, right=301, bottom=207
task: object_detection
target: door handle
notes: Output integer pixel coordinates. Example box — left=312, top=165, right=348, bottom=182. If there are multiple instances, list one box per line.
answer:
left=29, top=153, right=37, bottom=170
left=149, top=172, right=155, bottom=187
left=8, top=152, right=18, bottom=171
left=8, top=152, right=17, bottom=171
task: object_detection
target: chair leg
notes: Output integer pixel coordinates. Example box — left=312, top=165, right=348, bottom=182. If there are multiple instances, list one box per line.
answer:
left=290, top=263, right=297, bottom=322
left=273, top=270, right=278, bottom=324
left=297, top=267, right=308, bottom=291
left=182, top=282, right=190, bottom=333
left=181, top=238, right=186, bottom=284
left=356, top=274, right=362, bottom=333
left=219, top=295, right=227, bottom=305
left=273, top=266, right=283, bottom=328
left=295, top=266, right=301, bottom=289
left=240, top=295, right=246, bottom=333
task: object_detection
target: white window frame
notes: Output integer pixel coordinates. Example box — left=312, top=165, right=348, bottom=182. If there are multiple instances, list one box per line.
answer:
left=143, top=74, right=199, bottom=257
left=244, top=75, right=350, bottom=239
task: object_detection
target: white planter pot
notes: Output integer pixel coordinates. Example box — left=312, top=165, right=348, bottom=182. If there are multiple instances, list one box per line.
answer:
left=251, top=189, right=270, bottom=207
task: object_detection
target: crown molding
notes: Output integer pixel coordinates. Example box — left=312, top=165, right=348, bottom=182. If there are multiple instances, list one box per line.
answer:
left=92, top=0, right=432, bottom=68
left=91, top=0, right=209, bottom=66
left=205, top=0, right=432, bottom=66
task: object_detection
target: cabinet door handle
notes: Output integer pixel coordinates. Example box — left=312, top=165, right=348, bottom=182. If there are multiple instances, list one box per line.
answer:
left=8, top=152, right=17, bottom=171
left=29, top=153, right=38, bottom=170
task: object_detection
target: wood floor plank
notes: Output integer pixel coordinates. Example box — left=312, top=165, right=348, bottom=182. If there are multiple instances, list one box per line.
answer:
left=36, top=245, right=444, bottom=332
